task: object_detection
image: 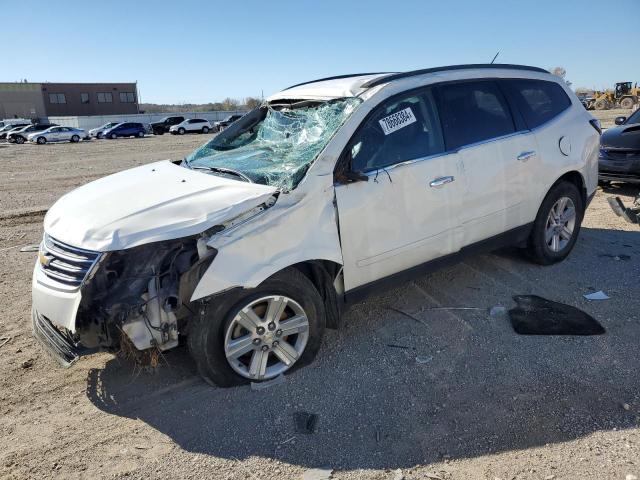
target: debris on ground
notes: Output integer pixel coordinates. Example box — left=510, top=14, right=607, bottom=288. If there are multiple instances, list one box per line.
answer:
left=509, top=295, right=605, bottom=335
left=622, top=403, right=631, bottom=411
left=19, top=244, right=39, bottom=252
left=416, top=355, right=434, bottom=364
left=392, top=468, right=404, bottom=480
left=21, top=359, right=34, bottom=369
left=386, top=343, right=411, bottom=350
left=489, top=305, right=506, bottom=317
left=598, top=253, right=631, bottom=261
left=294, top=411, right=318, bottom=434
left=0, top=337, right=11, bottom=349
left=250, top=374, right=285, bottom=391
left=301, top=467, right=333, bottom=480
left=583, top=290, right=610, bottom=300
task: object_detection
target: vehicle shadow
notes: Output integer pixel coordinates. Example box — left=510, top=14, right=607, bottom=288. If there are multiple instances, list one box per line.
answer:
left=86, top=226, right=640, bottom=471
left=599, top=182, right=640, bottom=196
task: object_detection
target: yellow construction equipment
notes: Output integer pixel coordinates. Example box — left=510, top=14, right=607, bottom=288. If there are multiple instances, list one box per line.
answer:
left=590, top=82, right=639, bottom=110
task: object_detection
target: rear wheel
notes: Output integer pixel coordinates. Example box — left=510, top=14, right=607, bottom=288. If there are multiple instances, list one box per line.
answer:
left=620, top=97, right=635, bottom=109
left=526, top=181, right=583, bottom=265
left=188, top=268, right=325, bottom=387
left=137, top=131, right=144, bottom=138
left=71, top=135, right=80, bottom=143
left=37, top=136, right=46, bottom=144
left=14, top=137, right=24, bottom=144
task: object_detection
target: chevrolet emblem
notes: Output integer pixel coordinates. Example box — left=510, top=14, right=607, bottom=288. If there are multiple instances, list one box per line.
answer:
left=38, top=252, right=53, bottom=267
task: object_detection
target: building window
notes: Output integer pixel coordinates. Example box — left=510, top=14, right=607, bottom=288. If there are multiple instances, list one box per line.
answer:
left=119, top=92, right=136, bottom=103
left=49, top=93, right=66, bottom=104
left=97, top=92, right=113, bottom=103
left=80, top=93, right=90, bottom=104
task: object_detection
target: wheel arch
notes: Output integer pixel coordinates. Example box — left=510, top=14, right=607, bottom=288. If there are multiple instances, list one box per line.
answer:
left=553, top=170, right=587, bottom=211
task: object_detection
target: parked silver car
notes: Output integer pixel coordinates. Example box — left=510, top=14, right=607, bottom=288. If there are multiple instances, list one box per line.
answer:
left=89, top=122, right=120, bottom=139
left=28, top=126, right=89, bottom=144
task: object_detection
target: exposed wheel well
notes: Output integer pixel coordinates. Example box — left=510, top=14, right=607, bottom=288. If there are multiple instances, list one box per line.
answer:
left=555, top=171, right=587, bottom=210
left=291, top=260, right=343, bottom=329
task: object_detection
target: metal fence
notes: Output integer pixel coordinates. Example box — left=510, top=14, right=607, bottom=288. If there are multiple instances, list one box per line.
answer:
left=47, top=110, right=248, bottom=131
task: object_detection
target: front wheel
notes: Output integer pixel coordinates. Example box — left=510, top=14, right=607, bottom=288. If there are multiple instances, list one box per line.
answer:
left=71, top=135, right=80, bottom=143
left=14, top=137, right=24, bottom=144
left=188, top=268, right=325, bottom=387
left=526, top=181, right=583, bottom=265
left=110, top=133, right=117, bottom=140
left=202, top=126, right=209, bottom=134
left=137, top=131, right=144, bottom=138
left=178, top=127, right=185, bottom=135
left=37, top=136, right=46, bottom=144
left=97, top=132, right=104, bottom=139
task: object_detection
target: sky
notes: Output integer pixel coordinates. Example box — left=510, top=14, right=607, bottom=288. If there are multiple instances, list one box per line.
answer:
left=3, top=0, right=639, bottom=104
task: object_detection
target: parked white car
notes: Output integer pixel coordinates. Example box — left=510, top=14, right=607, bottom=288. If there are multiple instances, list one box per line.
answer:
left=169, top=118, right=211, bottom=134
left=89, top=122, right=120, bottom=139
left=0, top=118, right=31, bottom=129
left=32, top=65, right=599, bottom=387
left=28, top=126, right=88, bottom=144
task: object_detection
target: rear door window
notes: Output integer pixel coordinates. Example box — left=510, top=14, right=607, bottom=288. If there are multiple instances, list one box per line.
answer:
left=349, top=88, right=445, bottom=172
left=501, top=79, right=571, bottom=129
left=435, top=80, right=516, bottom=150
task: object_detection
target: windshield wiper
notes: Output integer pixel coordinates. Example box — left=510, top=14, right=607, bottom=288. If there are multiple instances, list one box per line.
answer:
left=190, top=165, right=253, bottom=183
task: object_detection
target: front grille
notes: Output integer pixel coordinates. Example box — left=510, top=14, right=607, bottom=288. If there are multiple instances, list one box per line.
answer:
left=602, top=149, right=640, bottom=161
left=40, top=235, right=101, bottom=289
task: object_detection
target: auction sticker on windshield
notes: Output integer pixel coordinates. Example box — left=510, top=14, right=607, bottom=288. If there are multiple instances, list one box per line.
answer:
left=379, top=107, right=417, bottom=135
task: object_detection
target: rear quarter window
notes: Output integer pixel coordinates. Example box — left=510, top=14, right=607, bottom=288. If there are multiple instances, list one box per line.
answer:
left=502, top=79, right=572, bottom=129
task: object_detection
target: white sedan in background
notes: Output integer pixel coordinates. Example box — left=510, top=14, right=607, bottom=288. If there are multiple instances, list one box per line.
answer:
left=28, top=126, right=89, bottom=144
left=89, top=122, right=120, bottom=139
left=169, top=118, right=211, bottom=135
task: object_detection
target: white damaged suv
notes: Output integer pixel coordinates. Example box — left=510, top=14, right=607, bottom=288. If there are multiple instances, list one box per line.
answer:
left=32, top=64, right=600, bottom=386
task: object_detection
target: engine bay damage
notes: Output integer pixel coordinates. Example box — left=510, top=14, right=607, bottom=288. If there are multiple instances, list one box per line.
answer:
left=75, top=234, right=215, bottom=354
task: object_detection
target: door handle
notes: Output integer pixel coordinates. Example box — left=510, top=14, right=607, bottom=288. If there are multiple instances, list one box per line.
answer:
left=429, top=176, right=455, bottom=188
left=517, top=151, right=536, bottom=162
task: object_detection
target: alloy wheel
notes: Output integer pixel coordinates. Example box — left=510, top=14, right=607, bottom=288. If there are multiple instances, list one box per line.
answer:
left=224, top=295, right=310, bottom=381
left=545, top=196, right=576, bottom=252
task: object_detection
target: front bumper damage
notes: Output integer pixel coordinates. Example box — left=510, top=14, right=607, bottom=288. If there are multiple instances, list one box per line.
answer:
left=598, top=149, right=640, bottom=183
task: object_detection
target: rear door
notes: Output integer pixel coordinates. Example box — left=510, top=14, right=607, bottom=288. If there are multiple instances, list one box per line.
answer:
left=435, top=80, right=536, bottom=246
left=335, top=87, right=463, bottom=291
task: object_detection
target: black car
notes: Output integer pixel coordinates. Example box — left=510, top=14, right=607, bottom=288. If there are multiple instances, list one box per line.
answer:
left=150, top=116, right=184, bottom=135
left=7, top=124, right=57, bottom=144
left=213, top=114, right=243, bottom=132
left=599, top=108, right=640, bottom=184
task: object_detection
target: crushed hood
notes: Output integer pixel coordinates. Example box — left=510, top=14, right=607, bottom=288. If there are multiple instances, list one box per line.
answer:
left=44, top=160, right=277, bottom=251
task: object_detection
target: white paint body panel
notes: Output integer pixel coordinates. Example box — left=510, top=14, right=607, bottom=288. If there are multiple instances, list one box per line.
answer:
left=44, top=160, right=277, bottom=251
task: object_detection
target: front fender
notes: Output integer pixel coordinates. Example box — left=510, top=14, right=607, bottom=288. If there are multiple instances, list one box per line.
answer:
left=191, top=185, right=343, bottom=300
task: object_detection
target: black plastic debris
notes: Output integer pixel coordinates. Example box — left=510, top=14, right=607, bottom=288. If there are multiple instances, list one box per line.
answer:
left=294, top=411, right=318, bottom=434
left=509, top=295, right=605, bottom=335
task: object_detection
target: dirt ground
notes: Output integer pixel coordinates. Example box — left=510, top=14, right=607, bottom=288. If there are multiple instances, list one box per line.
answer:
left=1, top=127, right=639, bottom=480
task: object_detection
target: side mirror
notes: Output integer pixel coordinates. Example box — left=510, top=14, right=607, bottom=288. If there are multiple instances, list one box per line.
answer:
left=615, top=116, right=627, bottom=125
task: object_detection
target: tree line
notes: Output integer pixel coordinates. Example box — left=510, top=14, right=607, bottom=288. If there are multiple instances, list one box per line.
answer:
left=140, top=97, right=261, bottom=113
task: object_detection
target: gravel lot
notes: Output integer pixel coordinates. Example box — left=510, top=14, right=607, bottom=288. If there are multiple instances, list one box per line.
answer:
left=0, top=126, right=639, bottom=480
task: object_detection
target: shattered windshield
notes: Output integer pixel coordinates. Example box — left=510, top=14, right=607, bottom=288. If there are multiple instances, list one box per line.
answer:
left=185, top=97, right=361, bottom=191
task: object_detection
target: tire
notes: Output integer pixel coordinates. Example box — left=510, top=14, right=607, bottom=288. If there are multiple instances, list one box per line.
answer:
left=110, top=133, right=117, bottom=140
left=37, top=136, right=46, bottom=144
left=188, top=268, right=325, bottom=387
left=594, top=99, right=609, bottom=110
left=620, top=97, right=635, bottom=109
left=137, top=131, right=144, bottom=138
left=202, top=126, right=209, bottom=134
left=97, top=132, right=104, bottom=139
left=71, top=135, right=80, bottom=143
left=526, top=181, right=583, bottom=265
left=178, top=127, right=185, bottom=135
left=155, top=129, right=164, bottom=135
left=13, top=137, right=23, bottom=144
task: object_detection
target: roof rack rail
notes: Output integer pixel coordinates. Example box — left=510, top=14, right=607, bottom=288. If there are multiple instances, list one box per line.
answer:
left=284, top=72, right=392, bottom=91
left=361, top=64, right=549, bottom=89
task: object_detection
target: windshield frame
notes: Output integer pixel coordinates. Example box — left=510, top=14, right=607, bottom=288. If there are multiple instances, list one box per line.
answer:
left=184, top=97, right=362, bottom=191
